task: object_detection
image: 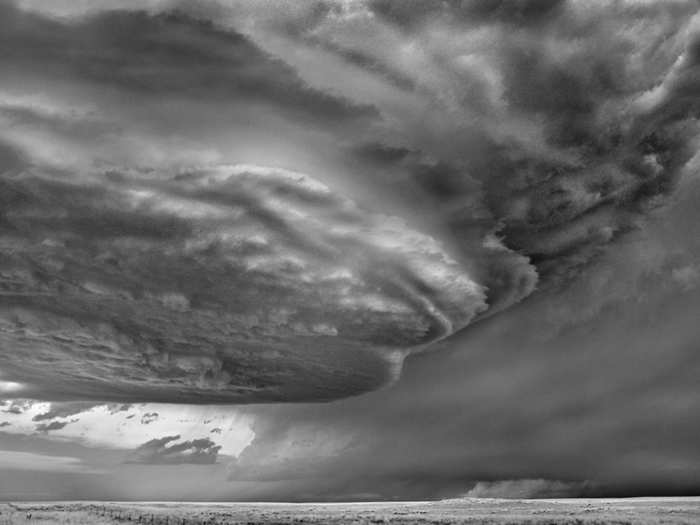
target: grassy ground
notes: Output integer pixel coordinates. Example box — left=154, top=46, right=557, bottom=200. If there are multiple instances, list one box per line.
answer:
left=1, top=498, right=699, bottom=524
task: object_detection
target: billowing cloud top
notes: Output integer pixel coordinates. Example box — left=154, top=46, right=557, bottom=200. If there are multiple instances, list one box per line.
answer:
left=1, top=0, right=700, bottom=407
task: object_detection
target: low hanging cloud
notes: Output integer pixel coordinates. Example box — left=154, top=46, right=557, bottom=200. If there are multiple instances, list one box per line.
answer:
left=0, top=164, right=487, bottom=403
left=0, top=0, right=697, bottom=502
left=126, top=435, right=222, bottom=465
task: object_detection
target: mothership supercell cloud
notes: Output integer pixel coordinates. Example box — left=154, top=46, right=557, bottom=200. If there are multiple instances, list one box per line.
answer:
left=1, top=0, right=700, bottom=503
left=1, top=0, right=700, bottom=405
left=0, top=163, right=487, bottom=401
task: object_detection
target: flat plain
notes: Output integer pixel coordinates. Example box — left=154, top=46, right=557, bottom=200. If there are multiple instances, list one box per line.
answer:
left=1, top=498, right=699, bottom=525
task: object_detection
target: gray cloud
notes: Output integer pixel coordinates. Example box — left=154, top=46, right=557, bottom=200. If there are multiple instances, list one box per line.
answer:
left=0, top=0, right=699, bottom=501
left=35, top=420, right=72, bottom=433
left=200, top=0, right=700, bottom=330
left=126, top=435, right=221, bottom=465
left=0, top=1, right=532, bottom=406
left=0, top=2, right=374, bottom=126
left=369, top=0, right=565, bottom=31
left=0, top=164, right=487, bottom=403
left=287, top=0, right=700, bottom=293
left=227, top=171, right=700, bottom=498
left=0, top=0, right=536, bottom=404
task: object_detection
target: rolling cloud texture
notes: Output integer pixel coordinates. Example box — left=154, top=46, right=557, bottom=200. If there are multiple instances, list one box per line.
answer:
left=1, top=0, right=698, bottom=404
left=0, top=0, right=699, bottom=501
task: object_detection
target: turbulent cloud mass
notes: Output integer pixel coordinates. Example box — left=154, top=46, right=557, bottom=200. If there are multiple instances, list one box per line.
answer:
left=1, top=0, right=698, bottom=403
left=0, top=164, right=485, bottom=402
left=0, top=0, right=699, bottom=501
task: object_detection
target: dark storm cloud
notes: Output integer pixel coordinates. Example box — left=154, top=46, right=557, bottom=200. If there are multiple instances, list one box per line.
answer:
left=230, top=227, right=700, bottom=500
left=226, top=169, right=700, bottom=499
left=126, top=435, right=221, bottom=465
left=345, top=141, right=538, bottom=316
left=0, top=2, right=374, bottom=127
left=4, top=1, right=697, bottom=304
left=282, top=0, right=700, bottom=293
left=185, top=1, right=700, bottom=362
left=1, top=0, right=700, bottom=501
left=0, top=164, right=486, bottom=403
left=0, top=0, right=515, bottom=403
left=369, top=0, right=566, bottom=28
left=0, top=2, right=383, bottom=176
left=0, top=422, right=10, bottom=428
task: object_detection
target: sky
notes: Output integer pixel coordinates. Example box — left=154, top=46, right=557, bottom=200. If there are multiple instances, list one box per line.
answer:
left=0, top=0, right=699, bottom=501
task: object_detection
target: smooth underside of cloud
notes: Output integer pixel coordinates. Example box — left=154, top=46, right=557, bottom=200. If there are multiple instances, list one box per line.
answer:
left=0, top=0, right=699, bottom=501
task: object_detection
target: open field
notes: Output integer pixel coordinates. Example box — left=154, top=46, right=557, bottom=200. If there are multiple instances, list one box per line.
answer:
left=1, top=498, right=699, bottom=525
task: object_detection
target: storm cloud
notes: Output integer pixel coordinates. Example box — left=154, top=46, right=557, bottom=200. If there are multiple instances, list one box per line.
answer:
left=1, top=0, right=697, bottom=405
left=0, top=0, right=699, bottom=502
left=0, top=0, right=500, bottom=402
left=0, top=163, right=488, bottom=402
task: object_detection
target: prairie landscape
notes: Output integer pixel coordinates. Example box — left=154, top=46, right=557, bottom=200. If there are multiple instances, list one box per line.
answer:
left=1, top=498, right=699, bottom=525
